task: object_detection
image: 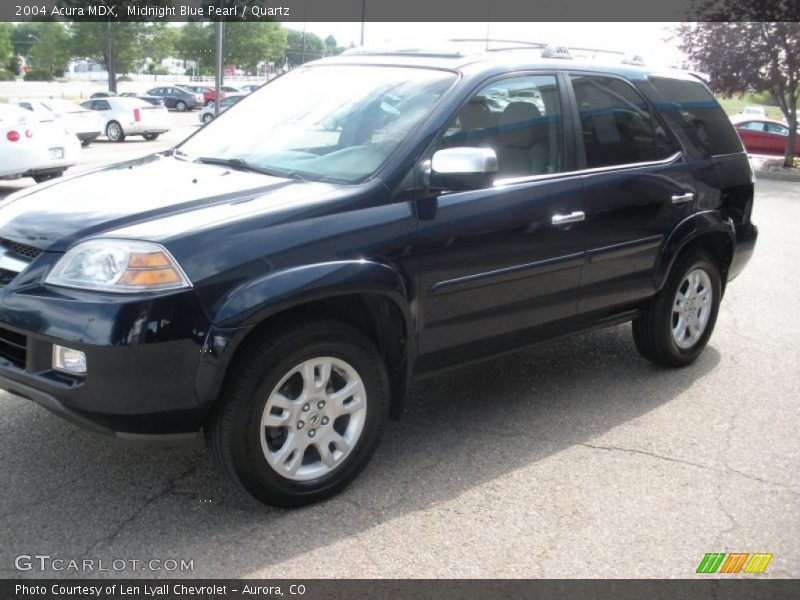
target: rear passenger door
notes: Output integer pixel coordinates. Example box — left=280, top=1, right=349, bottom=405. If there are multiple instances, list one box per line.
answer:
left=569, top=73, right=716, bottom=314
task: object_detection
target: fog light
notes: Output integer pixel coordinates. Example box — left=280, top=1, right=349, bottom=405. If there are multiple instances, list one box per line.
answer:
left=52, top=345, right=87, bottom=375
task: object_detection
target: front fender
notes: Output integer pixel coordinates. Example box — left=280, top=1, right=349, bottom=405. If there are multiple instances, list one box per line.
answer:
left=210, top=259, right=412, bottom=329
left=654, top=210, right=735, bottom=291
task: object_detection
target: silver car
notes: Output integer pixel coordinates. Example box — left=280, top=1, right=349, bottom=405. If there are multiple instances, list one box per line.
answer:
left=199, top=94, right=246, bottom=125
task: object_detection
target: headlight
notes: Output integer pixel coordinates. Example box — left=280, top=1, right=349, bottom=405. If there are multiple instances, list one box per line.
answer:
left=45, top=239, right=191, bottom=293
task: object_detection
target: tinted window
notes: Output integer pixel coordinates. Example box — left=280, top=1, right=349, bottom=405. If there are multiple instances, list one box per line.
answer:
left=442, top=74, right=563, bottom=179
left=739, top=121, right=765, bottom=132
left=571, top=75, right=677, bottom=168
left=649, top=76, right=743, bottom=156
left=93, top=100, right=111, bottom=110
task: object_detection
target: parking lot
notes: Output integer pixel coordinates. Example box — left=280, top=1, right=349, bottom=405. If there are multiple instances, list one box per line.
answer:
left=0, top=128, right=798, bottom=578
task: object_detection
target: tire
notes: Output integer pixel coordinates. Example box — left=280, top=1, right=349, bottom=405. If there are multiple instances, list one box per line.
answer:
left=80, top=139, right=91, bottom=147
left=205, top=319, right=390, bottom=507
left=106, top=121, right=125, bottom=143
left=175, top=100, right=187, bottom=112
left=202, top=113, right=213, bottom=124
left=143, top=133, right=160, bottom=141
left=632, top=250, right=722, bottom=367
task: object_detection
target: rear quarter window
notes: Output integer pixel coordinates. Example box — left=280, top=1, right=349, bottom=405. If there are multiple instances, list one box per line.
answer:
left=649, top=76, right=743, bottom=156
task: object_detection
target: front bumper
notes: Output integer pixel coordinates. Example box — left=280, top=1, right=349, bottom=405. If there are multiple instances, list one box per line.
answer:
left=0, top=275, right=213, bottom=442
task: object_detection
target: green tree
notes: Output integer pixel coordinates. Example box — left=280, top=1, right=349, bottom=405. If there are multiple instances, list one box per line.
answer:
left=0, top=23, right=12, bottom=72
left=175, top=22, right=215, bottom=73
left=285, top=29, right=325, bottom=68
left=324, top=35, right=344, bottom=57
left=224, top=22, right=286, bottom=74
left=139, top=23, right=178, bottom=64
left=69, top=21, right=144, bottom=89
left=10, top=23, right=40, bottom=57
left=28, top=22, right=71, bottom=77
left=677, top=20, right=800, bottom=168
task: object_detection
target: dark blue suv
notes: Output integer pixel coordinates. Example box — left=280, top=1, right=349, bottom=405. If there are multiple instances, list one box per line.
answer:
left=0, top=45, right=757, bottom=506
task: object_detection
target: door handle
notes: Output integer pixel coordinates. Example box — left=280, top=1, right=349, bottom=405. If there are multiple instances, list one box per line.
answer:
left=671, top=192, right=695, bottom=204
left=551, top=211, right=586, bottom=225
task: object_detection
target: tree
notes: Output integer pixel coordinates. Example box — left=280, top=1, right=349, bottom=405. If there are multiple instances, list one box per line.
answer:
left=10, top=23, right=40, bottom=57
left=324, top=35, right=345, bottom=57
left=175, top=22, right=215, bottom=74
left=28, top=22, right=72, bottom=77
left=285, top=29, right=325, bottom=69
left=224, top=22, right=286, bottom=74
left=677, top=21, right=800, bottom=168
left=0, top=23, right=11, bottom=73
left=68, top=22, right=144, bottom=90
left=139, top=23, right=178, bottom=65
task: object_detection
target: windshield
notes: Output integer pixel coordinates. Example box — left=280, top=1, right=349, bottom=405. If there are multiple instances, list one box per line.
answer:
left=178, top=65, right=457, bottom=183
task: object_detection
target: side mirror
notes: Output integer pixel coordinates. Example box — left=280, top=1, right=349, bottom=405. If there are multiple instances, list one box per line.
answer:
left=429, top=147, right=498, bottom=191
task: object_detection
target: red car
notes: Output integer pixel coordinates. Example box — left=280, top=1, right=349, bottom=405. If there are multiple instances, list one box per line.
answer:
left=732, top=116, right=800, bottom=156
left=181, top=84, right=224, bottom=105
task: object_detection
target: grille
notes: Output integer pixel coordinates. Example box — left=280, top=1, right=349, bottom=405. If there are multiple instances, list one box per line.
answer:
left=0, top=326, right=27, bottom=368
left=0, top=268, right=18, bottom=286
left=1, top=238, right=43, bottom=260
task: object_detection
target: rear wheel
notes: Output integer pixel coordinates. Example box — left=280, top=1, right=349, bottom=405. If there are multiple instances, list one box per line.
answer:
left=633, top=250, right=722, bottom=367
left=106, top=121, right=125, bottom=143
left=202, top=113, right=213, bottom=124
left=205, top=319, right=390, bottom=507
left=175, top=100, right=187, bottom=112
left=143, top=133, right=160, bottom=141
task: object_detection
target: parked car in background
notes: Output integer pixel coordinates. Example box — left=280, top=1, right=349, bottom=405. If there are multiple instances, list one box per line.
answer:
left=731, top=116, right=800, bottom=156
left=80, top=97, right=170, bottom=142
left=10, top=98, right=103, bottom=147
left=89, top=91, right=117, bottom=99
left=119, top=93, right=166, bottom=107
left=198, top=93, right=246, bottom=124
left=145, top=86, right=204, bottom=111
left=240, top=84, right=264, bottom=93
left=220, top=85, right=245, bottom=95
left=0, top=104, right=80, bottom=183
left=181, top=84, right=220, bottom=105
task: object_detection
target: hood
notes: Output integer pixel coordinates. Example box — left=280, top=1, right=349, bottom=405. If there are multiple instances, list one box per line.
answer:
left=0, top=153, right=341, bottom=252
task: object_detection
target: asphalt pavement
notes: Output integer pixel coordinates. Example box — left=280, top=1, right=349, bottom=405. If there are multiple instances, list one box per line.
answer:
left=0, top=136, right=797, bottom=578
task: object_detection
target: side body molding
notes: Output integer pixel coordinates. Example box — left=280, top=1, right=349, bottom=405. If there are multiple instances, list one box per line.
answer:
left=654, top=210, right=736, bottom=291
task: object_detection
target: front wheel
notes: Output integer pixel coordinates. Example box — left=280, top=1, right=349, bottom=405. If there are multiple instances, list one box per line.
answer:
left=633, top=250, right=722, bottom=367
left=202, top=113, right=213, bottom=124
left=205, top=319, right=390, bottom=507
left=143, top=133, right=160, bottom=141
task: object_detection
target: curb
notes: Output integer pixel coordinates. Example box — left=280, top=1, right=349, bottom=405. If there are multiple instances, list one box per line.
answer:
left=755, top=169, right=800, bottom=182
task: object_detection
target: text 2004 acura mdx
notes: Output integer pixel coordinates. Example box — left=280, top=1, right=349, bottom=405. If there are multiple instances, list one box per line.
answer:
left=0, top=46, right=757, bottom=506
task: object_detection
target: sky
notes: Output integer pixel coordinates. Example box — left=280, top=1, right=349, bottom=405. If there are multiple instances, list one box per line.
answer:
left=285, top=22, right=685, bottom=69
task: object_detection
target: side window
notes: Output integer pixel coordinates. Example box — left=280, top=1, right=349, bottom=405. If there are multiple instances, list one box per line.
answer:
left=649, top=76, right=743, bottom=156
left=739, top=121, right=765, bottom=132
left=95, top=100, right=111, bottom=111
left=570, top=74, right=677, bottom=168
left=766, top=122, right=789, bottom=136
left=441, top=74, right=563, bottom=179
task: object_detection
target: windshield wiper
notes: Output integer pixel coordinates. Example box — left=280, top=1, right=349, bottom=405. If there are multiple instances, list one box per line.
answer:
left=195, top=156, right=306, bottom=181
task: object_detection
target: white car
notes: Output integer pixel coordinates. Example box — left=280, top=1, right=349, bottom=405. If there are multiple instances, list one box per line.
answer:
left=80, top=97, right=170, bottom=142
left=740, top=106, right=767, bottom=117
left=11, top=98, right=103, bottom=147
left=0, top=104, right=81, bottom=183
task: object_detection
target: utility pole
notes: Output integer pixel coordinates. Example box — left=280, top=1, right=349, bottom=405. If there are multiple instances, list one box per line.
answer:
left=107, top=20, right=116, bottom=93
left=360, top=0, right=366, bottom=46
left=214, top=20, right=224, bottom=116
